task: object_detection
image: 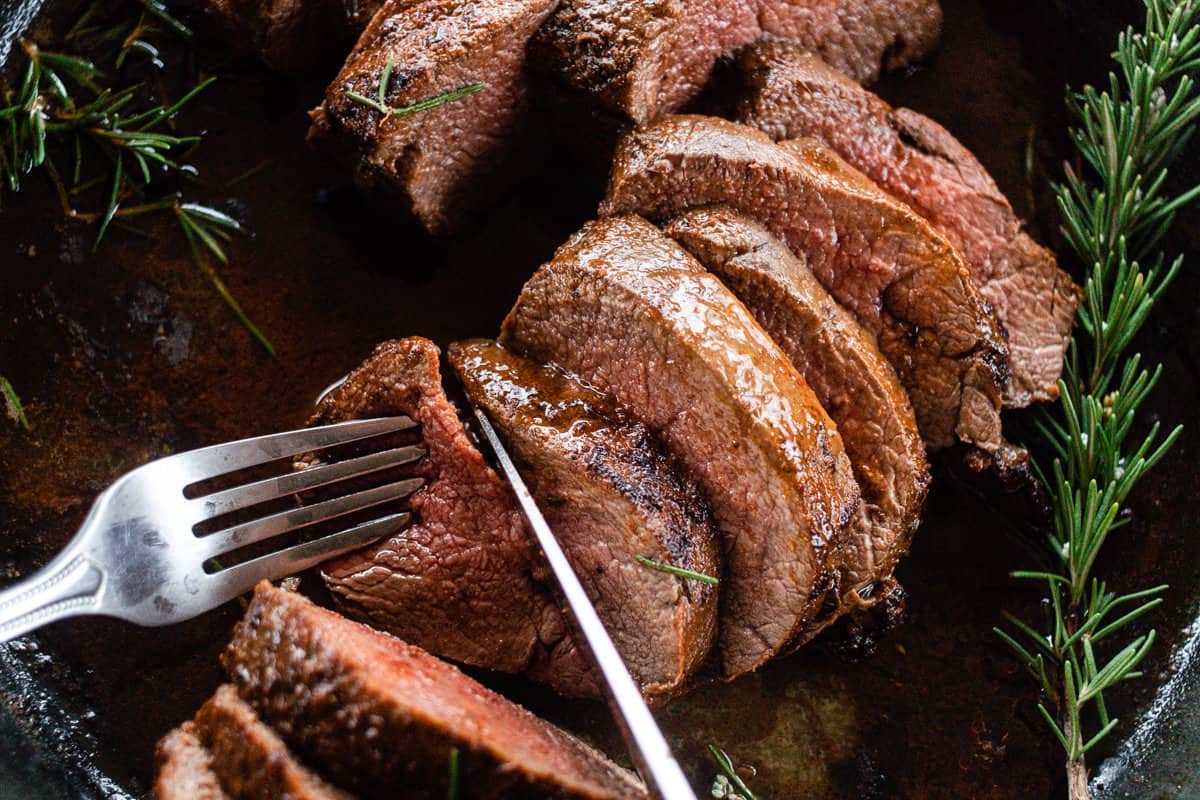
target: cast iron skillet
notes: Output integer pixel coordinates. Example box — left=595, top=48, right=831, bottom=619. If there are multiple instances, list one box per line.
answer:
left=1, top=0, right=1198, bottom=797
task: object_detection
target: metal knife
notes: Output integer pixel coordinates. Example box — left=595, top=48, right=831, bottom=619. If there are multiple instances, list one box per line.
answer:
left=474, top=409, right=700, bottom=800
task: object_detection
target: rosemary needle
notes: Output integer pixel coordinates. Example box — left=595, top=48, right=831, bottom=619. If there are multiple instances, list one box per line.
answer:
left=707, top=745, right=757, bottom=800
left=446, top=747, right=460, bottom=800
left=633, top=555, right=718, bottom=584
left=1, top=376, right=31, bottom=431
left=345, top=55, right=484, bottom=118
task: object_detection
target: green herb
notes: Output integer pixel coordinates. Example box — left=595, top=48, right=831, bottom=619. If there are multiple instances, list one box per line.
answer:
left=447, top=747, right=460, bottom=800
left=345, top=56, right=484, bottom=118
left=634, top=555, right=719, bottom=584
left=707, top=745, right=756, bottom=800
left=996, top=1, right=1200, bottom=797
left=0, top=2, right=274, bottom=354
left=1, top=376, right=31, bottom=431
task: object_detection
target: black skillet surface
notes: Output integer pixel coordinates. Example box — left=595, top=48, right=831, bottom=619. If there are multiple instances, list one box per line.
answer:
left=1, top=0, right=1199, bottom=797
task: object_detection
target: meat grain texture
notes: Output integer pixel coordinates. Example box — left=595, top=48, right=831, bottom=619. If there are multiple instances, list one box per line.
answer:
left=663, top=206, right=929, bottom=619
left=531, top=0, right=943, bottom=125
left=223, top=582, right=649, bottom=800
left=153, top=724, right=228, bottom=800
left=736, top=42, right=1076, bottom=406
left=192, top=686, right=353, bottom=800
left=308, top=0, right=559, bottom=235
left=312, top=338, right=591, bottom=695
left=601, top=114, right=1008, bottom=453
left=449, top=338, right=720, bottom=696
left=501, top=215, right=861, bottom=678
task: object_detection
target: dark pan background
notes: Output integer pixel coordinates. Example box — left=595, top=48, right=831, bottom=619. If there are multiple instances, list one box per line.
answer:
left=1, top=0, right=1199, bottom=797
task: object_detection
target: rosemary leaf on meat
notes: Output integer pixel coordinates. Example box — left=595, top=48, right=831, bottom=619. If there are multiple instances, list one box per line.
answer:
left=1, top=375, right=31, bottom=430
left=997, top=1, right=1200, bottom=796
left=707, top=745, right=757, bottom=800
left=345, top=55, right=484, bottom=118
left=0, top=2, right=273, bottom=354
left=633, top=555, right=719, bottom=584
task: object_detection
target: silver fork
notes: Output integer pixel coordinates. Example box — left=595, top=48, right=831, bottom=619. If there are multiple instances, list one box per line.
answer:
left=0, top=417, right=424, bottom=642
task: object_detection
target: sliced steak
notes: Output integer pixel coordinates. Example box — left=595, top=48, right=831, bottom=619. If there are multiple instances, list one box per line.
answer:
left=154, top=724, right=228, bottom=800
left=600, top=114, right=1008, bottom=452
left=735, top=43, right=1076, bottom=406
left=204, top=0, right=380, bottom=74
left=529, top=0, right=759, bottom=127
left=662, top=206, right=929, bottom=613
left=449, top=338, right=720, bottom=695
left=529, top=0, right=942, bottom=126
left=754, top=0, right=943, bottom=85
left=499, top=215, right=861, bottom=677
left=308, top=0, right=559, bottom=235
left=224, top=582, right=649, bottom=800
left=313, top=338, right=589, bottom=695
left=194, top=685, right=353, bottom=800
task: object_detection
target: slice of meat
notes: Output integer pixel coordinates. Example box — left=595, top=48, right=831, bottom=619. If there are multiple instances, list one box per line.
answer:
left=194, top=685, right=353, bottom=800
left=448, top=338, right=720, bottom=695
left=529, top=0, right=942, bottom=126
left=154, top=724, right=228, bottom=800
left=600, top=114, right=1008, bottom=452
left=204, top=0, right=380, bottom=74
left=735, top=43, right=1076, bottom=406
left=500, top=215, right=861, bottom=677
left=662, top=206, right=929, bottom=616
left=223, top=582, right=649, bottom=800
left=308, top=0, right=559, bottom=235
left=313, top=338, right=589, bottom=695
left=529, top=0, right=760, bottom=127
left=754, top=0, right=943, bottom=85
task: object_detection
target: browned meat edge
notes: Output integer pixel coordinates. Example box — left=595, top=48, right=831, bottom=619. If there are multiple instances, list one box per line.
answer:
left=600, top=114, right=1008, bottom=453
left=223, top=581, right=649, bottom=800
left=449, top=338, right=720, bottom=695
left=500, top=214, right=861, bottom=677
left=662, top=206, right=930, bottom=626
left=735, top=42, right=1076, bottom=407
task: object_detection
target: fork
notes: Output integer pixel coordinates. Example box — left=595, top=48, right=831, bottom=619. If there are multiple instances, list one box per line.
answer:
left=0, top=417, right=424, bottom=643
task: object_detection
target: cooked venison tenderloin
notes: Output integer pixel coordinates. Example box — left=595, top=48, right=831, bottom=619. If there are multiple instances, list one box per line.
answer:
left=500, top=215, right=862, bottom=678
left=530, top=0, right=760, bottom=127
left=601, top=115, right=1008, bottom=452
left=224, top=582, right=649, bottom=800
left=308, top=0, right=559, bottom=236
left=735, top=43, right=1076, bottom=407
left=313, top=338, right=590, bottom=694
left=153, top=724, right=229, bottom=800
left=193, top=685, right=353, bottom=800
left=662, top=206, right=929, bottom=610
left=204, top=0, right=382, bottom=74
left=530, top=0, right=942, bottom=125
left=754, top=0, right=943, bottom=85
left=449, top=339, right=720, bottom=696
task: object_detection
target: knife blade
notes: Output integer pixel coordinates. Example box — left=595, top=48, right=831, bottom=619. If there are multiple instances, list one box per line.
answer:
left=473, top=408, right=699, bottom=800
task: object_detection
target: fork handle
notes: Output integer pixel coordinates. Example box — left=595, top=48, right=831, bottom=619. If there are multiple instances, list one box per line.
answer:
left=0, top=552, right=104, bottom=643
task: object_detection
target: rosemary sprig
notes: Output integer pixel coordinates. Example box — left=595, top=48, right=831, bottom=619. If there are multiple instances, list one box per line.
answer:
left=345, top=56, right=484, bottom=118
left=1, top=376, right=31, bottom=430
left=0, top=2, right=273, bottom=354
left=707, top=745, right=756, bottom=800
left=998, top=2, right=1200, bottom=797
left=633, top=555, right=719, bottom=584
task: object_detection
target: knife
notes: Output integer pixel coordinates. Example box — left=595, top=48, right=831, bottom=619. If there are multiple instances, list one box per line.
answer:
left=474, top=409, right=700, bottom=800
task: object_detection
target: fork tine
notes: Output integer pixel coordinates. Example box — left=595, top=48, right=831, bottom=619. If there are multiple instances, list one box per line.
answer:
left=157, top=417, right=417, bottom=485
left=205, top=512, right=412, bottom=604
left=193, top=445, right=426, bottom=519
left=197, top=477, right=425, bottom=560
